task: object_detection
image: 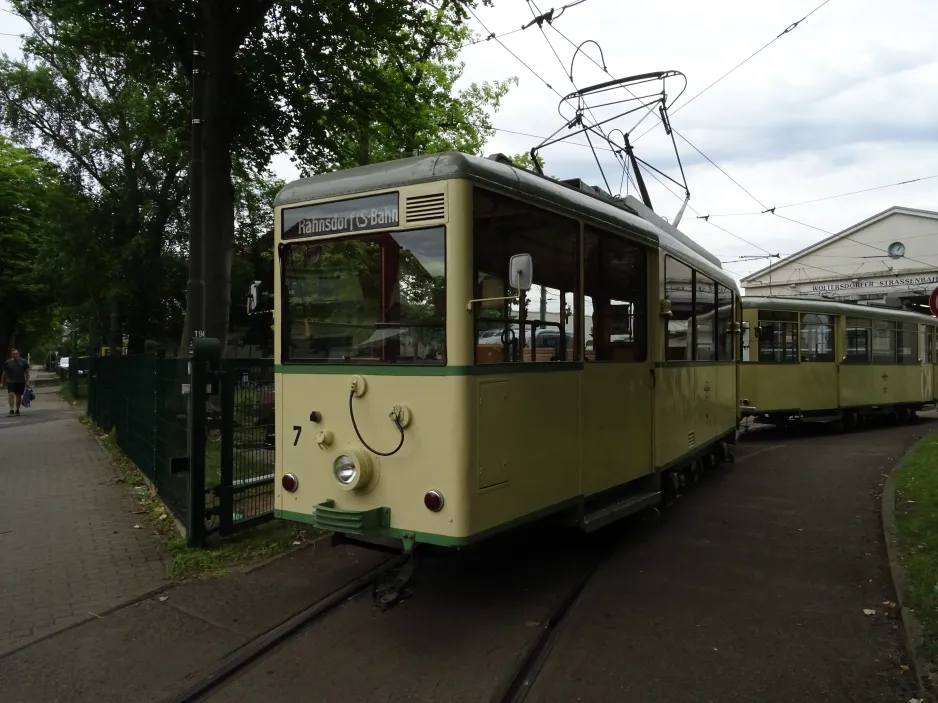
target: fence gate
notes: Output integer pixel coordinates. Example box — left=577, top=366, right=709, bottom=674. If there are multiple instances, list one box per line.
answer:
left=206, top=359, right=276, bottom=537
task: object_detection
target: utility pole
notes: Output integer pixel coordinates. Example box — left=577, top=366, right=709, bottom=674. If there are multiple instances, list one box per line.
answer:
left=187, top=34, right=206, bottom=344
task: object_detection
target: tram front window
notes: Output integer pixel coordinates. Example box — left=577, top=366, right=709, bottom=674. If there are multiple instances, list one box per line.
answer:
left=281, top=226, right=446, bottom=364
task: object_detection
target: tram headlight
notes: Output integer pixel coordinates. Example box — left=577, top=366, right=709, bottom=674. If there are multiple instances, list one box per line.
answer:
left=331, top=449, right=374, bottom=491
left=333, top=455, right=357, bottom=485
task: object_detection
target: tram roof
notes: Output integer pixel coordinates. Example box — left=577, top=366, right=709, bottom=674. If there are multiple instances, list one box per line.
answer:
left=274, top=151, right=737, bottom=291
left=742, top=295, right=938, bottom=325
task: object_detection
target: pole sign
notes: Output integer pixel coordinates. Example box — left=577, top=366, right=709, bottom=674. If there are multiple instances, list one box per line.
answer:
left=929, top=286, right=938, bottom=317
left=281, top=192, right=399, bottom=240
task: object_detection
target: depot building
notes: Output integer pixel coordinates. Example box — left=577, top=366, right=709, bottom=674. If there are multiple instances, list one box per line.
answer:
left=739, top=206, right=938, bottom=313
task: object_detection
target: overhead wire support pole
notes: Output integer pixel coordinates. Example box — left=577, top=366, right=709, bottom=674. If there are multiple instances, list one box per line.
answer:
left=188, top=36, right=206, bottom=344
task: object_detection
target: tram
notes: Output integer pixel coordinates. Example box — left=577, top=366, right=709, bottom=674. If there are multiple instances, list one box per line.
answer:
left=738, top=296, right=938, bottom=428
left=271, top=151, right=741, bottom=600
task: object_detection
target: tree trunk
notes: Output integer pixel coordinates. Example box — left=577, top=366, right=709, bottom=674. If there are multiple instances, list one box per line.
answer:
left=0, top=313, right=16, bottom=363
left=357, top=117, right=371, bottom=167
left=109, top=297, right=122, bottom=352
left=200, top=0, right=237, bottom=355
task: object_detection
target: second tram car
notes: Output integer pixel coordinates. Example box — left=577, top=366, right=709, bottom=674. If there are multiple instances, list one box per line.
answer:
left=739, top=296, right=938, bottom=428
left=272, top=151, right=742, bottom=570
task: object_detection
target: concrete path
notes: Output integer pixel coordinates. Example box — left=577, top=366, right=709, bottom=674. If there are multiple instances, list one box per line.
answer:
left=0, top=383, right=168, bottom=656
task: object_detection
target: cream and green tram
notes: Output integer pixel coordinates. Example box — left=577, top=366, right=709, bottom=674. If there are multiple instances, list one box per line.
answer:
left=739, top=296, right=938, bottom=428
left=272, top=151, right=741, bottom=570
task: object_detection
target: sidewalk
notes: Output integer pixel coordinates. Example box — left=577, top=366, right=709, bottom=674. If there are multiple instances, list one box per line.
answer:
left=0, top=384, right=169, bottom=656
left=0, top=537, right=390, bottom=703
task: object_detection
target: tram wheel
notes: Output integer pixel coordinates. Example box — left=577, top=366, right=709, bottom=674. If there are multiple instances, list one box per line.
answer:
left=840, top=410, right=857, bottom=433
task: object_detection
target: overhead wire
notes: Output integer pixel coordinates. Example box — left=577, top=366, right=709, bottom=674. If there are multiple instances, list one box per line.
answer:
left=457, top=1, right=592, bottom=51
left=704, top=174, right=938, bottom=215
left=542, top=0, right=878, bottom=254
left=633, top=0, right=836, bottom=142
left=471, top=3, right=933, bottom=277
left=544, top=17, right=772, bottom=217
left=526, top=0, right=627, bottom=194
left=456, top=26, right=526, bottom=51
left=464, top=0, right=615, bottom=163
left=492, top=123, right=937, bottom=270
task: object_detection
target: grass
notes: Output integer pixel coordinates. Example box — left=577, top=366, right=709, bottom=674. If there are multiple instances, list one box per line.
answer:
left=58, top=379, right=88, bottom=406
left=79, top=416, right=316, bottom=581
left=894, top=430, right=938, bottom=666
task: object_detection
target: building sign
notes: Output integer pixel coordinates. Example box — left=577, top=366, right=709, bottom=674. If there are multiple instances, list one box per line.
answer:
left=809, top=273, right=938, bottom=292
left=282, top=192, right=399, bottom=239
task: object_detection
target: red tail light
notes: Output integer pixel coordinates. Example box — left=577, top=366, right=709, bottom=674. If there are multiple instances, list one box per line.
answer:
left=424, top=490, right=444, bottom=512
left=282, top=473, right=299, bottom=492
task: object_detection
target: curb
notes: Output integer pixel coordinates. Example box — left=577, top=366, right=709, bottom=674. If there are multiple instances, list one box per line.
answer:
left=881, top=429, right=934, bottom=702
left=0, top=580, right=175, bottom=662
left=240, top=530, right=332, bottom=575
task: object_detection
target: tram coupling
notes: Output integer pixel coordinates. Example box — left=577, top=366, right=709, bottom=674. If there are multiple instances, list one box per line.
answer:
left=373, top=554, right=415, bottom=611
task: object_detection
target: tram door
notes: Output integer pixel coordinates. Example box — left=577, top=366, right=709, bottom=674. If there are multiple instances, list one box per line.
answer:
left=579, top=228, right=654, bottom=495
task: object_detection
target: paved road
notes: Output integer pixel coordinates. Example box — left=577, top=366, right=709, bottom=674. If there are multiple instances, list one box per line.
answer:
left=525, top=420, right=928, bottom=703
left=0, top=385, right=168, bottom=655
left=205, top=418, right=930, bottom=703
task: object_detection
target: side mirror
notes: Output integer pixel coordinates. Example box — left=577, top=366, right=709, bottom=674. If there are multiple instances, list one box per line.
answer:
left=753, top=325, right=762, bottom=340
left=509, top=253, right=533, bottom=292
left=247, top=280, right=261, bottom=314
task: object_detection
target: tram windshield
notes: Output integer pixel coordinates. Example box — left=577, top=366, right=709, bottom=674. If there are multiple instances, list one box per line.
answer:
left=281, top=226, right=446, bottom=364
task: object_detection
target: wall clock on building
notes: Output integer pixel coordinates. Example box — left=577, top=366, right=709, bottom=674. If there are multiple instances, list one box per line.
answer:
left=887, top=241, right=905, bottom=259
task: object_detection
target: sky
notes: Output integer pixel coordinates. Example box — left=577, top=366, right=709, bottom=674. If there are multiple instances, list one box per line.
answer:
left=2, top=0, right=937, bottom=284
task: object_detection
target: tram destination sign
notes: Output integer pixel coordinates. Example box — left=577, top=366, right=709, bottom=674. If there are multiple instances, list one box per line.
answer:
left=282, top=192, right=399, bottom=239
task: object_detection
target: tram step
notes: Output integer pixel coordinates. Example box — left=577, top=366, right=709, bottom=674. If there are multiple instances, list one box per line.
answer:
left=581, top=490, right=661, bottom=534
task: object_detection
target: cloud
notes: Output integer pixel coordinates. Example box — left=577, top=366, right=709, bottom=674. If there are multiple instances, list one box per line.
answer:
left=456, top=0, right=938, bottom=280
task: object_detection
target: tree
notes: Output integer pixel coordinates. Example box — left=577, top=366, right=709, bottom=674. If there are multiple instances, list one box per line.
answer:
left=509, top=152, right=546, bottom=173
left=13, top=0, right=495, bottom=354
left=299, top=0, right=515, bottom=171
left=0, top=12, right=189, bottom=352
left=0, top=135, right=80, bottom=361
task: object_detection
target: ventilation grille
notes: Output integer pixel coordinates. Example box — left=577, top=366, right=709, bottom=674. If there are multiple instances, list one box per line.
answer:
left=405, top=193, right=445, bottom=223
left=687, top=431, right=696, bottom=448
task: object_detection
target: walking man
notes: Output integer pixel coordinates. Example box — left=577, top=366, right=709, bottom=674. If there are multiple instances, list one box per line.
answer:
left=2, top=349, right=30, bottom=416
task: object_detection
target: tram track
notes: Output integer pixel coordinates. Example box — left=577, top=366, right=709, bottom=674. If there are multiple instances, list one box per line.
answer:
left=161, top=554, right=408, bottom=703
left=163, top=457, right=733, bottom=703
left=489, top=536, right=622, bottom=703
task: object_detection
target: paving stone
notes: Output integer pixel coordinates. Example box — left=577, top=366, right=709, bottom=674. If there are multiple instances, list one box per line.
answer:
left=0, top=382, right=168, bottom=654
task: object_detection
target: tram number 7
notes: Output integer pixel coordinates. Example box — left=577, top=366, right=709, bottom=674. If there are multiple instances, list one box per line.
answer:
left=293, top=425, right=302, bottom=446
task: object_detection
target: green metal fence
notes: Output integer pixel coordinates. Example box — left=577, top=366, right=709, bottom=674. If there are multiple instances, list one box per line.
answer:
left=66, top=356, right=90, bottom=399
left=88, top=355, right=191, bottom=526
left=87, top=353, right=275, bottom=544
left=207, top=359, right=276, bottom=536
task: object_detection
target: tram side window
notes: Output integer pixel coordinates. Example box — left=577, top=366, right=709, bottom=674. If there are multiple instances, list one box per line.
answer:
left=664, top=256, right=694, bottom=361
left=872, top=319, right=897, bottom=364
left=694, top=273, right=717, bottom=361
left=898, top=322, right=919, bottom=365
left=472, top=188, right=579, bottom=364
left=926, top=327, right=935, bottom=364
left=756, top=310, right=798, bottom=363
left=845, top=317, right=871, bottom=363
left=717, top=285, right=735, bottom=361
left=800, top=313, right=834, bottom=362
left=583, top=227, right=647, bottom=362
